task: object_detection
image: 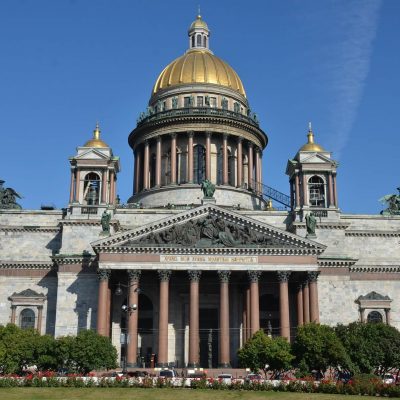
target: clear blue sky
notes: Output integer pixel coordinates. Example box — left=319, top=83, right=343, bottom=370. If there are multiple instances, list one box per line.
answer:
left=0, top=0, right=398, bottom=214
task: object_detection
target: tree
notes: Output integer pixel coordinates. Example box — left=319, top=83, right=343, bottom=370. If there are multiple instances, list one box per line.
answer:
left=238, top=330, right=294, bottom=376
left=292, top=323, right=352, bottom=375
left=0, top=324, right=38, bottom=374
left=336, top=322, right=400, bottom=375
left=69, top=330, right=117, bottom=374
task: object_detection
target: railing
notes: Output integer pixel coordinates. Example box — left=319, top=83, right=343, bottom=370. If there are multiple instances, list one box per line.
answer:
left=136, top=106, right=260, bottom=127
left=81, top=206, right=99, bottom=215
left=252, top=180, right=291, bottom=208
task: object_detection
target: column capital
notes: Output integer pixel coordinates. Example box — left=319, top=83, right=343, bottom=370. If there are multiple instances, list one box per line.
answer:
left=205, top=131, right=212, bottom=138
left=188, top=131, right=194, bottom=138
left=237, top=136, right=243, bottom=143
left=307, top=271, right=320, bottom=283
left=157, top=135, right=162, bottom=142
left=247, top=141, right=253, bottom=149
left=170, top=133, right=177, bottom=139
left=248, top=270, right=261, bottom=283
left=223, top=133, right=229, bottom=140
left=97, top=269, right=111, bottom=281
left=188, top=269, right=202, bottom=282
left=158, top=269, right=172, bottom=282
left=217, top=270, right=231, bottom=283
left=277, top=271, right=291, bottom=282
left=128, top=269, right=141, bottom=282
left=144, top=139, right=149, bottom=145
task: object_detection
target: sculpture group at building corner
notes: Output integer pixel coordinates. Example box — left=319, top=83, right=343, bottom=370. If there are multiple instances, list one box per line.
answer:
left=380, top=187, right=400, bottom=215
left=0, top=180, right=22, bottom=210
left=201, top=179, right=216, bottom=198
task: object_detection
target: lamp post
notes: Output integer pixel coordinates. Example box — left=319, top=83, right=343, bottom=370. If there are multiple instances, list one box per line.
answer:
left=115, top=282, right=140, bottom=375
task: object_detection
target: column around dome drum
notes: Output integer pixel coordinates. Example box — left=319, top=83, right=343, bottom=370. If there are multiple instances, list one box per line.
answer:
left=223, top=134, right=229, bottom=185
left=205, top=131, right=211, bottom=181
left=237, top=137, right=243, bottom=188
left=156, top=136, right=162, bottom=187
left=255, top=148, right=261, bottom=194
left=248, top=142, right=254, bottom=190
left=143, top=140, right=150, bottom=190
left=170, top=134, right=177, bottom=185
left=188, top=131, right=194, bottom=183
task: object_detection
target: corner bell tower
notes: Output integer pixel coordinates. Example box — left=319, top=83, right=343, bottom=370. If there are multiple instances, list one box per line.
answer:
left=286, top=123, right=339, bottom=220
left=68, top=124, right=120, bottom=216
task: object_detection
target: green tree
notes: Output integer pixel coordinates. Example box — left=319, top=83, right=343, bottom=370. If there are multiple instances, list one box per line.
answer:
left=238, top=330, right=294, bottom=376
left=0, top=324, right=38, bottom=374
left=33, top=334, right=58, bottom=371
left=69, top=330, right=117, bottom=374
left=292, top=323, right=352, bottom=375
left=336, top=322, right=400, bottom=375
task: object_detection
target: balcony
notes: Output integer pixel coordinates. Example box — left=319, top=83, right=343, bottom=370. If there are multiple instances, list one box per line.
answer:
left=136, top=106, right=260, bottom=128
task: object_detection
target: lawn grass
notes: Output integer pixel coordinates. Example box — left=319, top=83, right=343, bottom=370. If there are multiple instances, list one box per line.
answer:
left=0, top=388, right=378, bottom=400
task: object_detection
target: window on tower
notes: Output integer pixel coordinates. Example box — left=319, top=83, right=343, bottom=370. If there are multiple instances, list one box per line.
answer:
left=197, top=34, right=202, bottom=47
left=83, top=172, right=100, bottom=205
left=308, top=175, right=325, bottom=207
left=192, top=35, right=195, bottom=48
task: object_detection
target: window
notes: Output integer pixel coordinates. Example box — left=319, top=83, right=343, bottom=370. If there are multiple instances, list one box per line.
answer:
left=308, top=175, right=325, bottom=207
left=193, top=144, right=206, bottom=184
left=367, top=311, right=383, bottom=324
left=84, top=172, right=100, bottom=205
left=150, top=153, right=156, bottom=187
left=192, top=35, right=195, bottom=48
left=197, top=96, right=204, bottom=107
left=196, top=34, right=202, bottom=47
left=209, top=97, right=216, bottom=108
left=184, top=97, right=191, bottom=107
left=204, top=36, right=207, bottom=47
left=20, top=308, right=35, bottom=329
left=217, top=147, right=223, bottom=185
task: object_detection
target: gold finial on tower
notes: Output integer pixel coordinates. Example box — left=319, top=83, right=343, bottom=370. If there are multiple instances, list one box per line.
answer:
left=83, top=122, right=109, bottom=148
left=93, top=122, right=101, bottom=140
left=198, top=4, right=201, bottom=18
left=298, top=122, right=325, bottom=152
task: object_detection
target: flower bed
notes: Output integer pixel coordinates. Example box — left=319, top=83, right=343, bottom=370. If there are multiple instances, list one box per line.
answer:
left=0, top=374, right=399, bottom=397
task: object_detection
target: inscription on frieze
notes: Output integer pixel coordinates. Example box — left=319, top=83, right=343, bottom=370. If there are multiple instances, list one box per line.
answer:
left=160, top=255, right=258, bottom=264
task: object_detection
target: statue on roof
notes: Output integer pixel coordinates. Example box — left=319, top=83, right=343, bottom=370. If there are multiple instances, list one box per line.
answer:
left=305, top=212, right=317, bottom=237
left=379, top=187, right=400, bottom=215
left=0, top=180, right=22, bottom=209
left=101, top=210, right=112, bottom=234
left=201, top=179, right=215, bottom=198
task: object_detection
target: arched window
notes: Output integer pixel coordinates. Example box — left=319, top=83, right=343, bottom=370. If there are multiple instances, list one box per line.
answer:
left=191, top=35, right=195, bottom=48
left=367, top=311, right=383, bottom=323
left=150, top=153, right=156, bottom=188
left=196, top=34, right=202, bottom=47
left=84, top=172, right=100, bottom=205
left=193, top=144, right=206, bottom=184
left=20, top=308, right=35, bottom=330
left=308, top=175, right=325, bottom=207
left=217, top=147, right=223, bottom=185
left=204, top=36, right=207, bottom=47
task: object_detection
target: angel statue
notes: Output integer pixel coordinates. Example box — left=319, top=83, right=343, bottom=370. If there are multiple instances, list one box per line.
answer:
left=380, top=187, right=400, bottom=215
left=0, top=180, right=22, bottom=209
left=101, top=210, right=112, bottom=234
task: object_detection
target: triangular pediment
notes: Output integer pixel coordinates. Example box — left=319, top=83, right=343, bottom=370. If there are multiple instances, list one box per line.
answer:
left=299, top=153, right=335, bottom=164
left=75, top=148, right=109, bottom=160
left=92, top=205, right=326, bottom=256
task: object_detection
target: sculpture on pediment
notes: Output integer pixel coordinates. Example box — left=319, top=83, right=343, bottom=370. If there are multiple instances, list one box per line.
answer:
left=201, top=179, right=215, bottom=198
left=0, top=180, right=22, bottom=209
left=380, top=187, right=400, bottom=215
left=135, top=214, right=280, bottom=248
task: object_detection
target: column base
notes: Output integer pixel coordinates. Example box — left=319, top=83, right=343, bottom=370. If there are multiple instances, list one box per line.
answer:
left=126, top=362, right=138, bottom=368
left=187, top=362, right=200, bottom=368
left=218, top=362, right=231, bottom=368
left=156, top=362, right=169, bottom=368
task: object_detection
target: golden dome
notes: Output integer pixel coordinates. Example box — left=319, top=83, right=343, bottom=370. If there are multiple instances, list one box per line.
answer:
left=84, top=123, right=109, bottom=148
left=299, top=124, right=325, bottom=152
left=189, top=14, right=209, bottom=31
left=152, top=49, right=246, bottom=97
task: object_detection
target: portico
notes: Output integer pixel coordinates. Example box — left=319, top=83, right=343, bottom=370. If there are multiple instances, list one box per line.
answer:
left=92, top=204, right=324, bottom=368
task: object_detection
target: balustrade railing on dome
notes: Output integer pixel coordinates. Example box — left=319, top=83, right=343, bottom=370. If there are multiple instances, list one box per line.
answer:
left=136, top=107, right=259, bottom=127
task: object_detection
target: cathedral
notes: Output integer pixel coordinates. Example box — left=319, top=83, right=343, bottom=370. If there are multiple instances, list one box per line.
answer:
left=0, top=14, right=399, bottom=370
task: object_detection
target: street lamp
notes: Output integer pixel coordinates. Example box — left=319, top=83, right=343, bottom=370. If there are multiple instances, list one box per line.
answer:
left=115, top=282, right=140, bottom=374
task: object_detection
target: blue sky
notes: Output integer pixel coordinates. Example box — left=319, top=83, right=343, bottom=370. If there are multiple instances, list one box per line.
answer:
left=0, top=0, right=398, bottom=214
